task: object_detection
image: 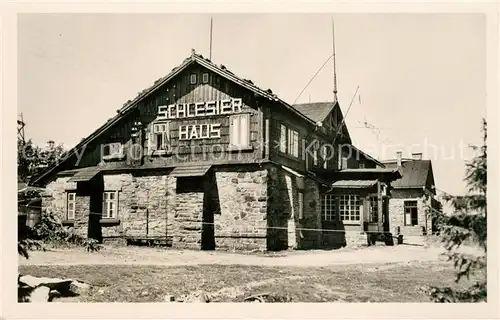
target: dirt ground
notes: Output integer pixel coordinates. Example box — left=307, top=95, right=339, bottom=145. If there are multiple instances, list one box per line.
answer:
left=19, top=242, right=478, bottom=267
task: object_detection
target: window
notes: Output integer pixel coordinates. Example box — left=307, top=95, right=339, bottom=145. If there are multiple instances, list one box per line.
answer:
left=313, top=149, right=318, bottom=166
left=102, top=142, right=124, bottom=160
left=288, top=129, right=299, bottom=157
left=359, top=163, right=365, bottom=169
left=279, top=124, right=299, bottom=158
left=321, top=145, right=329, bottom=169
left=404, top=200, right=418, bottom=226
left=66, top=192, right=76, bottom=220
left=369, top=195, right=378, bottom=222
left=298, top=192, right=304, bottom=219
left=340, top=156, right=348, bottom=169
left=229, top=113, right=250, bottom=148
left=339, top=195, right=361, bottom=222
left=202, top=73, right=209, bottom=84
left=280, top=125, right=287, bottom=153
left=190, top=73, right=197, bottom=84
left=150, top=122, right=170, bottom=153
left=102, top=191, right=118, bottom=219
left=321, top=194, right=337, bottom=221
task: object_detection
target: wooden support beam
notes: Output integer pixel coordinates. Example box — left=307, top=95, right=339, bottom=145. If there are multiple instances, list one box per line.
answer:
left=377, top=181, right=383, bottom=232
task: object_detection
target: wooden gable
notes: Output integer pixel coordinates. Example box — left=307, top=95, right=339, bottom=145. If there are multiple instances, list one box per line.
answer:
left=74, top=63, right=264, bottom=169
left=322, top=103, right=351, bottom=144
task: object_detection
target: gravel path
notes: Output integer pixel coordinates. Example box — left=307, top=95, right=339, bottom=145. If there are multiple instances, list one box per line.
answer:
left=18, top=244, right=458, bottom=267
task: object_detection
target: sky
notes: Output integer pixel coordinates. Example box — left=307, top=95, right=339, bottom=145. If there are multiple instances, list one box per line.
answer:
left=18, top=13, right=486, bottom=196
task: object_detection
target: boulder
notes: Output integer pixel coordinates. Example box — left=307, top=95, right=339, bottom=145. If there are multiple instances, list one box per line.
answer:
left=30, top=286, right=50, bottom=302
left=69, top=281, right=90, bottom=295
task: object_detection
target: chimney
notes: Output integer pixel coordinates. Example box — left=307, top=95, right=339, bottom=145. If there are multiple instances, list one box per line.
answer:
left=47, top=140, right=55, bottom=149
left=396, top=151, right=402, bottom=167
left=412, top=152, right=423, bottom=160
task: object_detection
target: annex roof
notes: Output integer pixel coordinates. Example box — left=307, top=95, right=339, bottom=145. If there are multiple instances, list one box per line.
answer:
left=382, top=159, right=434, bottom=190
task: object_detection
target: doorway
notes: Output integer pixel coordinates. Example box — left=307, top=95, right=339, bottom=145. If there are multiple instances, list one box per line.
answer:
left=176, top=175, right=216, bottom=250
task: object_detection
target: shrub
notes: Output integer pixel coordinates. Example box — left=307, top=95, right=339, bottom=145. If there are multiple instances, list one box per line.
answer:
left=83, top=239, right=103, bottom=253
left=426, top=119, right=487, bottom=303
left=23, top=211, right=101, bottom=253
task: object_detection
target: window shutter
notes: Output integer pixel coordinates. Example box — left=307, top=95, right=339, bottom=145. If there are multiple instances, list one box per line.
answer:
left=64, top=193, right=68, bottom=220
left=148, top=128, right=157, bottom=155
left=240, top=114, right=249, bottom=147
left=115, top=191, right=119, bottom=218
left=280, top=125, right=287, bottom=153
left=102, top=192, right=107, bottom=218
left=229, top=115, right=238, bottom=146
left=298, top=192, right=304, bottom=219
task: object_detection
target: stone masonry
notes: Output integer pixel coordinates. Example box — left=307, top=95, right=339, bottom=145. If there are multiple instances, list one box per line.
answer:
left=389, top=197, right=431, bottom=236
left=213, top=168, right=268, bottom=250
left=388, top=189, right=433, bottom=237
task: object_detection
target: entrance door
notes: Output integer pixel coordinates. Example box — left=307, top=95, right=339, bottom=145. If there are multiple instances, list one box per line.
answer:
left=383, top=197, right=390, bottom=232
left=201, top=175, right=215, bottom=250
left=176, top=175, right=216, bottom=250
left=87, top=178, right=104, bottom=243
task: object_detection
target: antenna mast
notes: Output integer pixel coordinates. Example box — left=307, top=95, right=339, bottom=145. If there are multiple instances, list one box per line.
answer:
left=332, top=18, right=338, bottom=101
left=209, top=16, right=213, bottom=60
left=17, top=113, right=26, bottom=145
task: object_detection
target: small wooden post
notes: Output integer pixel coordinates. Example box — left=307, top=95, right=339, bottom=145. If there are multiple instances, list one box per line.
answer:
left=377, top=181, right=383, bottom=232
left=361, top=196, right=368, bottom=233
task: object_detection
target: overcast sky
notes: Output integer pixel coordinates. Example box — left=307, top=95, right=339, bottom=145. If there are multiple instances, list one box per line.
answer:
left=18, top=13, right=486, bottom=196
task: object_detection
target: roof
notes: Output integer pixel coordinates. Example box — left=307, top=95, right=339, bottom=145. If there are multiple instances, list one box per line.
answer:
left=338, top=168, right=399, bottom=174
left=348, top=145, right=385, bottom=168
left=31, top=50, right=331, bottom=186
left=170, top=165, right=212, bottom=177
left=67, top=166, right=102, bottom=182
left=292, top=102, right=335, bottom=123
left=18, top=183, right=45, bottom=194
left=383, top=160, right=433, bottom=189
left=331, top=180, right=378, bottom=189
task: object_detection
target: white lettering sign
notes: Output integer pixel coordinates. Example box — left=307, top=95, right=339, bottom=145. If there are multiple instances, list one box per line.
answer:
left=179, top=124, right=221, bottom=140
left=157, top=98, right=243, bottom=120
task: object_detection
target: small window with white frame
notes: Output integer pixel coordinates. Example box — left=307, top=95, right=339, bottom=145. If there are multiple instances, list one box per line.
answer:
left=404, top=200, right=418, bottom=226
left=369, top=195, right=378, bottom=222
left=229, top=113, right=250, bottom=148
left=280, top=124, right=287, bottom=153
left=321, top=145, right=329, bottom=169
left=340, top=156, right=348, bottom=169
left=202, top=73, right=209, bottom=84
left=288, top=129, right=299, bottom=158
left=150, top=122, right=170, bottom=153
left=321, top=194, right=337, bottom=221
left=339, top=194, right=361, bottom=222
left=190, top=73, right=197, bottom=85
left=102, top=142, right=124, bottom=160
left=66, top=192, right=76, bottom=220
left=102, top=191, right=118, bottom=219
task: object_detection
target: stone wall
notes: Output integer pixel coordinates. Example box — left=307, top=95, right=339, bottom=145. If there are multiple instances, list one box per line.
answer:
left=100, top=172, right=169, bottom=240
left=388, top=198, right=430, bottom=236
left=294, top=177, right=322, bottom=250
left=170, top=176, right=204, bottom=249
left=213, top=167, right=268, bottom=250
left=43, top=177, right=77, bottom=222
left=42, top=172, right=170, bottom=242
left=266, top=165, right=292, bottom=251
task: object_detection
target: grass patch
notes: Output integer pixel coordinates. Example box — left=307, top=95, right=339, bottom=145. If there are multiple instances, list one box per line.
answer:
left=19, top=261, right=479, bottom=302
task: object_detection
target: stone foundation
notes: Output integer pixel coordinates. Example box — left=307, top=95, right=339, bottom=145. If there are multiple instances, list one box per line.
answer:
left=388, top=197, right=432, bottom=237
left=43, top=164, right=392, bottom=251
